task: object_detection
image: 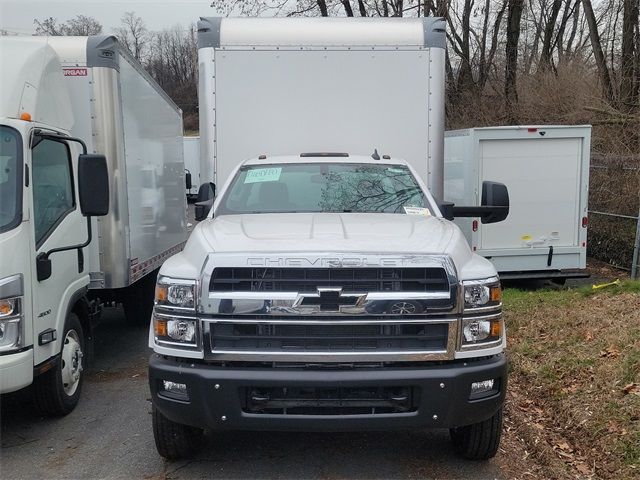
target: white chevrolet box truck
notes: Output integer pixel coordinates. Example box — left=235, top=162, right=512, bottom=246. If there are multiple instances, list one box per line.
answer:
left=444, top=125, right=591, bottom=281
left=149, top=17, right=510, bottom=461
left=0, top=35, right=187, bottom=415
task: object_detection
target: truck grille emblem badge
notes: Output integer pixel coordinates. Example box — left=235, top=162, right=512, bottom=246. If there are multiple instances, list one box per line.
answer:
left=297, top=287, right=365, bottom=312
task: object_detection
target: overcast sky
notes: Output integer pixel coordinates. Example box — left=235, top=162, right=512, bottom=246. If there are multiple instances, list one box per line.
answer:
left=0, top=0, right=226, bottom=35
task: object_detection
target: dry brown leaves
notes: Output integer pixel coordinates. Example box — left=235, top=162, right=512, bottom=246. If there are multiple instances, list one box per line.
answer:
left=506, top=290, right=640, bottom=479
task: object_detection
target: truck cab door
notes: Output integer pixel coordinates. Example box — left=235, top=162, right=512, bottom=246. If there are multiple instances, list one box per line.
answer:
left=29, top=135, right=88, bottom=367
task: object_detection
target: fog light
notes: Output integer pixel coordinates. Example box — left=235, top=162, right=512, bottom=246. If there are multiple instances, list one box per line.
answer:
left=160, top=380, right=189, bottom=401
left=470, top=378, right=498, bottom=400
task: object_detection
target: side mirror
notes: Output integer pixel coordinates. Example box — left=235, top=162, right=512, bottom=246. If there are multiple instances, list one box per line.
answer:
left=78, top=154, right=109, bottom=216
left=185, top=170, right=192, bottom=190
left=443, top=181, right=509, bottom=224
left=195, top=182, right=216, bottom=221
left=480, top=181, right=509, bottom=224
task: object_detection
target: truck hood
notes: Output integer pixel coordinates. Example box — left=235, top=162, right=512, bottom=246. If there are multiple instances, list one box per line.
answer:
left=198, top=213, right=457, bottom=254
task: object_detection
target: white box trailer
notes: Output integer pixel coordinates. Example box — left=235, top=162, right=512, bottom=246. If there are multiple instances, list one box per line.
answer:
left=197, top=17, right=446, bottom=201
left=48, top=36, right=188, bottom=290
left=183, top=136, right=200, bottom=199
left=444, top=125, right=591, bottom=280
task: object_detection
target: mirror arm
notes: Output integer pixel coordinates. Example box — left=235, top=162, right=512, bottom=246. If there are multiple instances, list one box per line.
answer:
left=36, top=217, right=92, bottom=281
left=451, top=205, right=509, bottom=217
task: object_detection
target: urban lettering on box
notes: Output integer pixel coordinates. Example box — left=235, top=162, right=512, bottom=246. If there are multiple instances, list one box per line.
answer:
left=63, top=68, right=87, bottom=76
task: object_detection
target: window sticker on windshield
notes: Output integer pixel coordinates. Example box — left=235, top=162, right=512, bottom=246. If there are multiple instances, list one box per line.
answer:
left=403, top=206, right=431, bottom=216
left=244, top=167, right=282, bottom=184
left=387, top=167, right=405, bottom=174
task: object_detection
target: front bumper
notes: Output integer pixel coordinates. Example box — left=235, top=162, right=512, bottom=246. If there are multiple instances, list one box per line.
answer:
left=149, top=353, right=507, bottom=431
left=0, top=348, right=33, bottom=394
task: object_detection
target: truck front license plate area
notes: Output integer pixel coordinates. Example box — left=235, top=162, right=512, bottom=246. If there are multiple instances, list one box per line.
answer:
left=243, top=386, right=418, bottom=415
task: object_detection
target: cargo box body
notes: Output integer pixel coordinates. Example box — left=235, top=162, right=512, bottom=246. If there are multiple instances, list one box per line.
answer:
left=197, top=17, right=446, bottom=201
left=444, top=125, right=591, bottom=277
left=47, top=36, right=187, bottom=289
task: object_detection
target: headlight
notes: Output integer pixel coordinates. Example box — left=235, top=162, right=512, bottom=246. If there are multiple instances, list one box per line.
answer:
left=155, top=276, right=196, bottom=309
left=0, top=296, right=23, bottom=352
left=461, top=316, right=502, bottom=345
left=153, top=314, right=198, bottom=347
left=463, top=277, right=501, bottom=309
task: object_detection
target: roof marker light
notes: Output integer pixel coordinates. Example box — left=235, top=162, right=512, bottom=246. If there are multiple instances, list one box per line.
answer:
left=20, top=112, right=32, bottom=121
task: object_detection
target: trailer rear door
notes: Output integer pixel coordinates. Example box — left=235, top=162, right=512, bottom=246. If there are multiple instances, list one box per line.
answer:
left=479, top=137, right=582, bottom=250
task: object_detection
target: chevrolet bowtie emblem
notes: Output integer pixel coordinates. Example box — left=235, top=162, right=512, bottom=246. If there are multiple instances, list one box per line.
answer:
left=297, top=287, right=366, bottom=312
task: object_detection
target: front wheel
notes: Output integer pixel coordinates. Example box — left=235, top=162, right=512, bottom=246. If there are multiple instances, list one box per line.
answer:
left=152, top=405, right=203, bottom=459
left=33, top=313, right=85, bottom=416
left=450, top=407, right=503, bottom=460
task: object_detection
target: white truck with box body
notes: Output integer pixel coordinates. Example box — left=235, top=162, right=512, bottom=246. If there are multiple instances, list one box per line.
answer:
left=444, top=126, right=591, bottom=281
left=0, top=35, right=187, bottom=415
left=149, top=17, right=510, bottom=461
left=183, top=136, right=200, bottom=200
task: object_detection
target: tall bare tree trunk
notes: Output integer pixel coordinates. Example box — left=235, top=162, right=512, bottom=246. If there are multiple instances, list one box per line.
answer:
left=582, top=0, right=615, bottom=104
left=505, top=0, right=524, bottom=123
left=540, top=0, right=562, bottom=70
left=341, top=1, right=355, bottom=16
left=358, top=0, right=368, bottom=16
left=316, top=0, right=329, bottom=16
left=456, top=0, right=475, bottom=93
left=620, top=0, right=639, bottom=111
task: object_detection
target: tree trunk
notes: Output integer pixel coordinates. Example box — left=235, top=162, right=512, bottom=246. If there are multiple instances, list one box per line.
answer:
left=505, top=0, right=524, bottom=123
left=540, top=0, right=562, bottom=70
left=456, top=0, right=475, bottom=94
left=620, top=0, right=639, bottom=110
left=316, top=0, right=329, bottom=16
left=582, top=0, right=615, bottom=104
left=341, top=1, right=355, bottom=16
left=358, top=0, right=368, bottom=16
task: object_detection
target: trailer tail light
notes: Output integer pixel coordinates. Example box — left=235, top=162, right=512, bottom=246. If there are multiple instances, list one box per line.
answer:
left=527, top=127, right=537, bottom=133
left=472, top=219, right=478, bottom=232
left=582, top=216, right=588, bottom=228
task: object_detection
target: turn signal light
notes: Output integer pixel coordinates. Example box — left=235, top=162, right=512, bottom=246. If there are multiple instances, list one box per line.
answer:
left=489, top=285, right=502, bottom=303
left=490, top=319, right=502, bottom=337
left=154, top=317, right=167, bottom=337
left=155, top=284, right=168, bottom=302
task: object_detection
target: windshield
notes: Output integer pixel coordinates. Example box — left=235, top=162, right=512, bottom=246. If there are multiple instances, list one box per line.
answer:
left=0, top=126, right=22, bottom=233
left=217, top=163, right=430, bottom=215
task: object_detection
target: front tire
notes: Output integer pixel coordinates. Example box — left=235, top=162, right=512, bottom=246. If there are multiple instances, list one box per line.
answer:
left=450, top=407, right=503, bottom=460
left=152, top=405, right=202, bottom=459
left=33, top=313, right=85, bottom=416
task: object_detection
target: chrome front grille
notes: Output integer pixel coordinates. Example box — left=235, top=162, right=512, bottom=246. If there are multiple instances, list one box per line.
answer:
left=200, top=254, right=460, bottom=361
left=210, top=267, right=450, bottom=293
left=210, top=322, right=448, bottom=352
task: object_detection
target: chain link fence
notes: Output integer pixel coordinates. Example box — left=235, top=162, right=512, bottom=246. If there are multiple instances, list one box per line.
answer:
left=588, top=153, right=640, bottom=278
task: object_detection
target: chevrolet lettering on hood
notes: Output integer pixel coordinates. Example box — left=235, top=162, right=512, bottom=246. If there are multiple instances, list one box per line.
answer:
left=246, top=256, right=439, bottom=268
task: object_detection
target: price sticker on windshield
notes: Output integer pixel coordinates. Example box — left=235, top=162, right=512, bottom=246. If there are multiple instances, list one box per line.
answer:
left=244, top=167, right=282, bottom=184
left=403, top=206, right=431, bottom=216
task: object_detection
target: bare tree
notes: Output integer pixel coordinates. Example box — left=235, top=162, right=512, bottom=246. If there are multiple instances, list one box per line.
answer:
left=505, top=0, right=524, bottom=123
left=34, top=15, right=102, bottom=36
left=582, top=0, right=615, bottom=103
left=620, top=0, right=639, bottom=110
left=539, top=0, right=563, bottom=70
left=115, top=12, right=149, bottom=62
